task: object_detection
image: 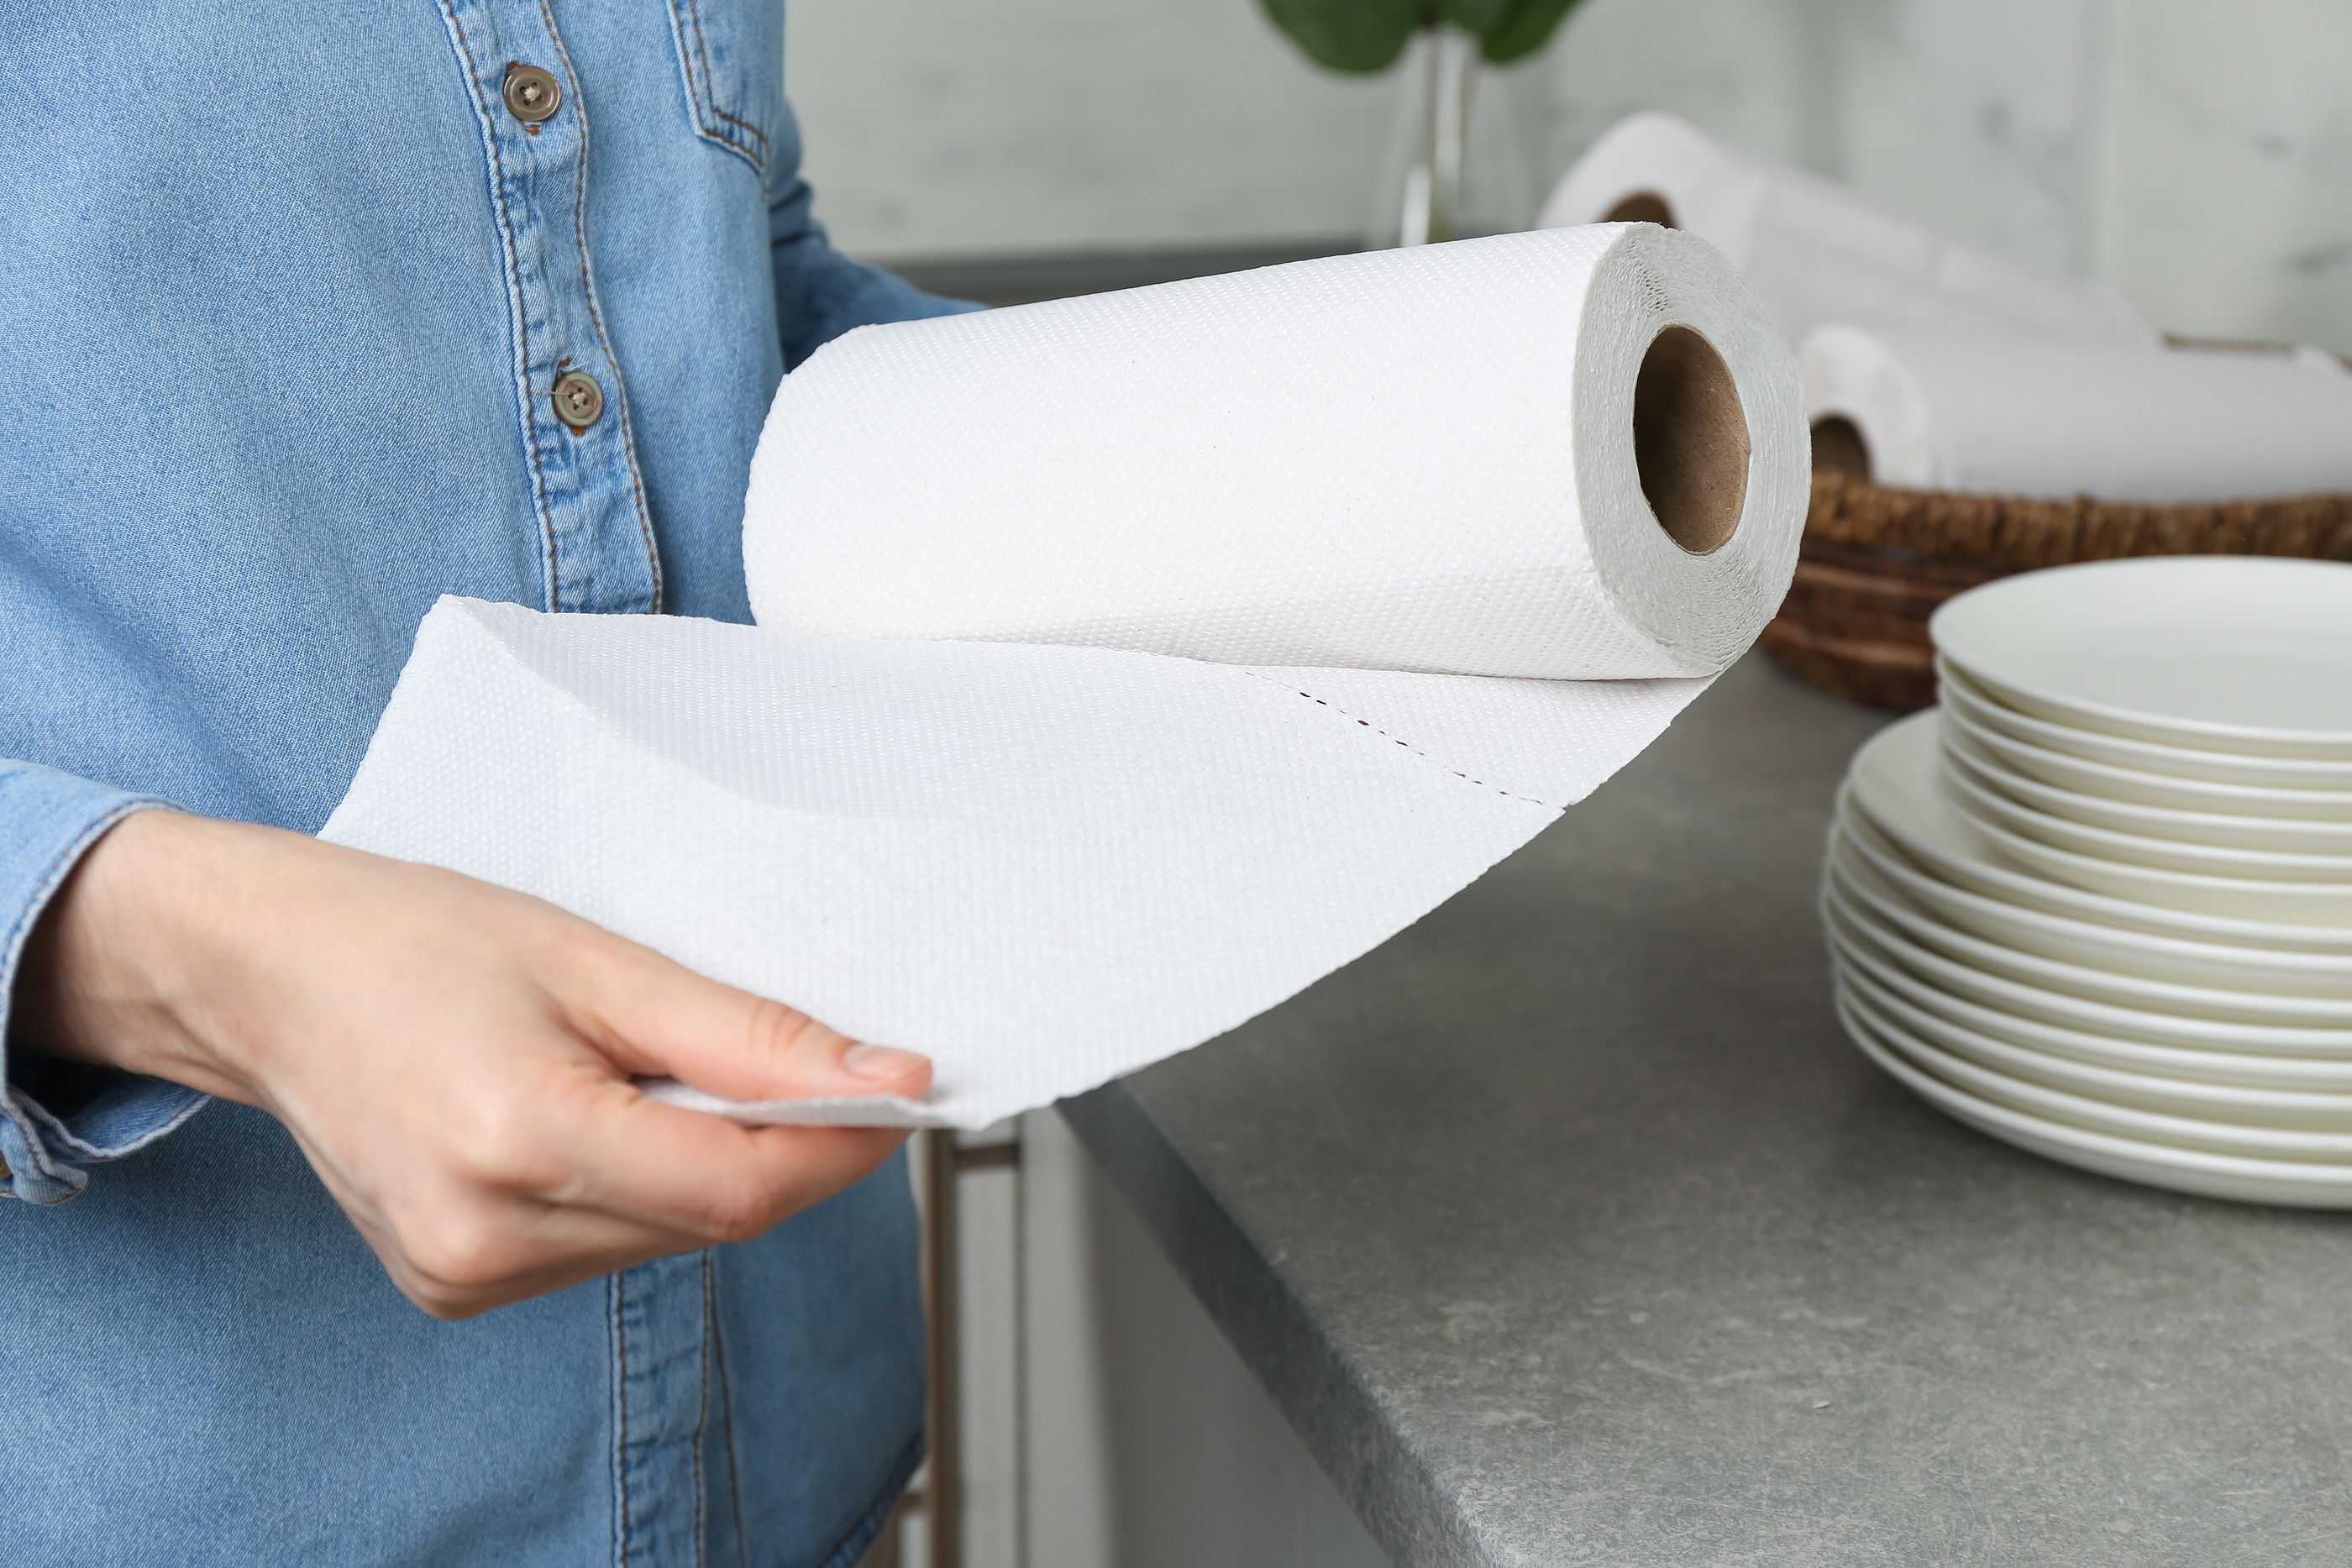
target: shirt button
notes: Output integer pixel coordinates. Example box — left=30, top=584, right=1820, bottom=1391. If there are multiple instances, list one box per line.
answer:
left=552, top=370, right=605, bottom=431
left=503, top=63, right=562, bottom=124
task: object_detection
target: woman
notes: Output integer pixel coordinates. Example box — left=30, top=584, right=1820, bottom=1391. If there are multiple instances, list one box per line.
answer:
left=1, top=4, right=962, bottom=1562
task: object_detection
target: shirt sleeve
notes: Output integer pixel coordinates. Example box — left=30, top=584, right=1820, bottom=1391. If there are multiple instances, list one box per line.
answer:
left=768, top=100, right=983, bottom=370
left=0, top=762, right=208, bottom=1204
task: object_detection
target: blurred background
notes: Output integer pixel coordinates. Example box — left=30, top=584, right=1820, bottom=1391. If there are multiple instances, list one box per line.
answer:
left=818, top=6, right=2352, bottom=1565
left=796, top=0, right=2352, bottom=351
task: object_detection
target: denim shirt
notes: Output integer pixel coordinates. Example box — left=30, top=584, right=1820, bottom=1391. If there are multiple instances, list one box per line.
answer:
left=1, top=6, right=973, bottom=1563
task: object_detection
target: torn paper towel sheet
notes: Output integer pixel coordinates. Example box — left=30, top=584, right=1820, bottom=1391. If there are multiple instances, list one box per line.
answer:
left=322, top=224, right=1806, bottom=1129
left=1801, top=326, right=2352, bottom=504
left=325, top=604, right=1713, bottom=1128
left=1540, top=112, right=2150, bottom=347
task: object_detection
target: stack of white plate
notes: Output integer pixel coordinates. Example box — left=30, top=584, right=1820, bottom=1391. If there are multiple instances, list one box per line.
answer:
left=1823, top=556, right=2352, bottom=1206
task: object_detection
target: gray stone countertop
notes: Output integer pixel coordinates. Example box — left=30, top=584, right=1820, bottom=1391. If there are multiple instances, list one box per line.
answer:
left=1060, top=653, right=2352, bottom=1568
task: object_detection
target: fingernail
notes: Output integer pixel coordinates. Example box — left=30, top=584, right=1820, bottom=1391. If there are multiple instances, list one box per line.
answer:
left=843, top=1042, right=927, bottom=1081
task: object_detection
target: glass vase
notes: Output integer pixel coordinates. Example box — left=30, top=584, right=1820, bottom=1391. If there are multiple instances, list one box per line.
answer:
left=1371, top=25, right=1536, bottom=249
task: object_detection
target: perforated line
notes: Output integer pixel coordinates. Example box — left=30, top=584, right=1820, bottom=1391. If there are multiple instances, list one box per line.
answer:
left=1236, top=668, right=1567, bottom=812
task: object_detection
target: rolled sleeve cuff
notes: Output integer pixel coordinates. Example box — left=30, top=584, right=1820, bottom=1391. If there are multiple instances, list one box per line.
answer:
left=776, top=243, right=984, bottom=370
left=0, top=763, right=207, bottom=1204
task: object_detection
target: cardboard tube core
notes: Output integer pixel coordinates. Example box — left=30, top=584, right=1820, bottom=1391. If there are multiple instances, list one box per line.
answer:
left=1633, top=326, right=1748, bottom=555
left=1809, top=417, right=1872, bottom=480
left=1604, top=191, right=1677, bottom=228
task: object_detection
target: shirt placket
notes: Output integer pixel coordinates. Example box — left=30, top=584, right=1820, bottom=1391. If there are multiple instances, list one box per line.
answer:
left=434, top=6, right=697, bottom=1565
left=438, top=0, right=662, bottom=619
left=612, top=1252, right=717, bottom=1568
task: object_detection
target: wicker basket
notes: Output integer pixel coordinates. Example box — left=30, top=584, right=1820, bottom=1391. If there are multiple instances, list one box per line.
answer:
left=1761, top=472, right=2352, bottom=710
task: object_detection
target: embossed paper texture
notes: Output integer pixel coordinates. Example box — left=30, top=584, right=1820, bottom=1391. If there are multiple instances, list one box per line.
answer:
left=324, top=228, right=1806, bottom=1128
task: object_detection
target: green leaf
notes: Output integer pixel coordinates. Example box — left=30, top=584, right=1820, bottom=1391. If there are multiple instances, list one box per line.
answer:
left=1259, top=0, right=1426, bottom=73
left=1478, top=0, right=1586, bottom=63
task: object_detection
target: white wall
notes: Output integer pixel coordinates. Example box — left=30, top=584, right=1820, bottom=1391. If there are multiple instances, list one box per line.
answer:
left=789, top=0, right=2352, bottom=353
left=786, top=0, right=1391, bottom=257
left=2092, top=2, right=2352, bottom=350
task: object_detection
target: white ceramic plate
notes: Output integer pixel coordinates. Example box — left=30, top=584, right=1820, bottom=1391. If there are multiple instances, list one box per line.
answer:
left=1845, top=713, right=2352, bottom=949
left=1937, top=663, right=2352, bottom=791
left=1929, top=557, right=2352, bottom=759
left=1828, top=918, right=2352, bottom=1091
left=1829, top=850, right=2352, bottom=1028
left=1941, top=746, right=2352, bottom=884
left=1941, top=716, right=2352, bottom=852
left=1835, top=860, right=2352, bottom=1030
left=1940, top=765, right=2352, bottom=922
left=1843, top=988, right=2352, bottom=1158
left=1832, top=819, right=2352, bottom=1004
left=1823, top=887, right=2352, bottom=1055
left=1836, top=995, right=2352, bottom=1206
left=1835, top=958, right=2352, bottom=1128
left=1939, top=682, right=2352, bottom=820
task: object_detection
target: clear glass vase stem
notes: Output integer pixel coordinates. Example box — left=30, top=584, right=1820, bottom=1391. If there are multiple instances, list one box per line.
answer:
left=1402, top=28, right=1478, bottom=246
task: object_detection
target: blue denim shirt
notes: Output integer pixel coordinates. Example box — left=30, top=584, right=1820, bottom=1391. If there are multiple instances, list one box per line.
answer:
left=2, top=6, right=973, bottom=1562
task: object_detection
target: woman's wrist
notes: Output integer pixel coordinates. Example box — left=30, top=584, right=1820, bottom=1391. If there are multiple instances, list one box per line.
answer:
left=16, top=810, right=256, bottom=1101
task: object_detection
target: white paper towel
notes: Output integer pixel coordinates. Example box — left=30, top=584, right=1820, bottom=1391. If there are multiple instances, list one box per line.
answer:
left=1803, top=325, right=2352, bottom=503
left=1539, top=112, right=2150, bottom=347
left=322, top=225, right=1806, bottom=1129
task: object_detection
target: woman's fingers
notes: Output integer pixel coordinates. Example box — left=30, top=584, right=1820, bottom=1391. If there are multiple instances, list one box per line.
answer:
left=362, top=1198, right=706, bottom=1319
left=561, top=935, right=933, bottom=1107
left=497, top=1061, right=915, bottom=1242
left=302, top=932, right=921, bottom=1302
left=384, top=1114, right=904, bottom=1314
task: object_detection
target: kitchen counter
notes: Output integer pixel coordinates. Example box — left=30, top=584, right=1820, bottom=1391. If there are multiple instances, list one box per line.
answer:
left=1059, top=653, right=2352, bottom=1568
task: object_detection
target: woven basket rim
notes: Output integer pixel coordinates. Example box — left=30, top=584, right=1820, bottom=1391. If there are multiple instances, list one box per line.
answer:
left=1803, top=470, right=2352, bottom=573
left=1821, top=469, right=2352, bottom=509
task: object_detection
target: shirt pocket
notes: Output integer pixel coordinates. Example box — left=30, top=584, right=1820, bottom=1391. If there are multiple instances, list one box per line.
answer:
left=665, top=0, right=783, bottom=177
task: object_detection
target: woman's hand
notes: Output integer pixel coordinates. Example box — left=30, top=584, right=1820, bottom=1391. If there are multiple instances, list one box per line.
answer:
left=16, top=810, right=930, bottom=1319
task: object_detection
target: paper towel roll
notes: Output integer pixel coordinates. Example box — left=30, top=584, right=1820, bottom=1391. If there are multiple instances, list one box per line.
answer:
left=1539, top=112, right=2150, bottom=347
left=323, top=226, right=1806, bottom=1128
left=1803, top=325, right=2352, bottom=503
left=748, top=224, right=1798, bottom=680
